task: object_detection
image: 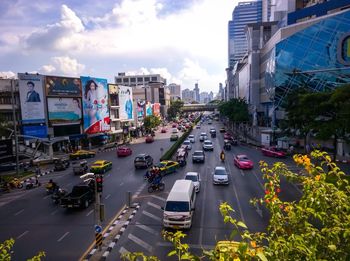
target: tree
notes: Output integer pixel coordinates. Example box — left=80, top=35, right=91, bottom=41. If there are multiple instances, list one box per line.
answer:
left=143, top=115, right=162, bottom=132
left=123, top=150, right=350, bottom=260
left=0, top=238, right=45, bottom=260
left=167, top=100, right=184, bottom=120
left=218, top=98, right=250, bottom=123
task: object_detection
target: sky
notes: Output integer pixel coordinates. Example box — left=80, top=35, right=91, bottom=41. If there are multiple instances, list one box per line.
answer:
left=0, top=0, right=238, bottom=93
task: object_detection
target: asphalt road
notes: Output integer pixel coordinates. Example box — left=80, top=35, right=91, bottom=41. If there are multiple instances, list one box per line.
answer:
left=0, top=126, right=174, bottom=261
left=107, top=120, right=303, bottom=260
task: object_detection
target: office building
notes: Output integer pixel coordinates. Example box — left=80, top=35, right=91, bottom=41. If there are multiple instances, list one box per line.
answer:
left=168, top=83, right=181, bottom=100
left=193, top=83, right=200, bottom=102
left=182, top=88, right=194, bottom=104
left=115, top=72, right=166, bottom=86
left=228, top=0, right=262, bottom=67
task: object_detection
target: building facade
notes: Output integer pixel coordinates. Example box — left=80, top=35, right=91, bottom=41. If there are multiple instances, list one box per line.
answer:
left=181, top=88, right=194, bottom=104
left=193, top=83, right=200, bottom=102
left=115, top=72, right=166, bottom=87
left=168, top=83, right=181, bottom=100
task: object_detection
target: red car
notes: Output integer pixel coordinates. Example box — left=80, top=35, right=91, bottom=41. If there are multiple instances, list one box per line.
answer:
left=117, top=146, right=132, bottom=157
left=261, top=147, right=286, bottom=158
left=234, top=154, right=253, bottom=169
left=224, top=132, right=232, bottom=140
left=161, top=128, right=167, bottom=133
left=145, top=135, right=154, bottom=143
left=172, top=123, right=177, bottom=128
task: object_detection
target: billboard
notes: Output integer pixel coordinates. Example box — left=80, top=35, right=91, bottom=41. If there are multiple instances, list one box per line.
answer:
left=153, top=103, right=160, bottom=117
left=18, top=73, right=45, bottom=124
left=46, top=76, right=82, bottom=97
left=22, top=125, right=47, bottom=139
left=137, top=100, right=145, bottom=119
left=145, top=102, right=153, bottom=116
left=119, top=86, right=134, bottom=120
left=47, top=98, right=82, bottom=125
left=108, top=84, right=119, bottom=95
left=81, top=76, right=110, bottom=134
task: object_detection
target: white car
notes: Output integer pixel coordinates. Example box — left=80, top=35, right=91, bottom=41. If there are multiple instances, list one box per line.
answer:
left=196, top=125, right=201, bottom=129
left=188, top=135, right=195, bottom=143
left=185, top=172, right=201, bottom=192
left=199, top=133, right=207, bottom=142
left=203, top=140, right=214, bottom=151
left=213, top=166, right=229, bottom=185
left=172, top=128, right=178, bottom=133
left=183, top=140, right=192, bottom=150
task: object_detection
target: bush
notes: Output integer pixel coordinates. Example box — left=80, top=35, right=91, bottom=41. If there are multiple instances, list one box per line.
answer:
left=160, top=127, right=192, bottom=161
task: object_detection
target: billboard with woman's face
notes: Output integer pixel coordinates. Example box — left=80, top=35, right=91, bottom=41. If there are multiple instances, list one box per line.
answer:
left=137, top=100, right=145, bottom=119
left=81, top=76, right=110, bottom=134
left=119, top=86, right=134, bottom=120
left=145, top=102, right=153, bottom=116
left=47, top=98, right=82, bottom=125
left=153, top=103, right=160, bottom=117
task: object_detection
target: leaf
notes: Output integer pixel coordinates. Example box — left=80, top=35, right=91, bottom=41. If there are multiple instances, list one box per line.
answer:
left=328, top=245, right=337, bottom=251
left=167, top=250, right=176, bottom=257
left=237, top=221, right=248, bottom=229
left=230, top=230, right=238, bottom=240
left=256, top=252, right=268, bottom=261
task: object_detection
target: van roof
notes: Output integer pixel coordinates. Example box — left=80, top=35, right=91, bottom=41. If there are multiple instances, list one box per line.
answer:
left=167, top=180, right=194, bottom=202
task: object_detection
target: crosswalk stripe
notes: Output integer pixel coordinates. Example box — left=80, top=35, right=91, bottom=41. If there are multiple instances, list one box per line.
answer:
left=135, top=222, right=159, bottom=236
left=147, top=201, right=162, bottom=210
left=119, top=246, right=129, bottom=255
left=151, top=195, right=166, bottom=202
left=142, top=210, right=162, bottom=222
left=128, top=233, right=153, bottom=252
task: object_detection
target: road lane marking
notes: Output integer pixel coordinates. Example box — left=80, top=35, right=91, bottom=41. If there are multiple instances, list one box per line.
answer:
left=86, top=209, right=94, bottom=216
left=105, top=194, right=111, bottom=200
left=151, top=195, right=166, bottom=202
left=51, top=209, right=59, bottom=215
left=255, top=204, right=263, bottom=218
left=119, top=246, right=130, bottom=255
left=142, top=210, right=162, bottom=222
left=239, top=169, right=245, bottom=176
left=43, top=195, right=51, bottom=199
left=199, top=167, right=208, bottom=246
left=147, top=201, right=162, bottom=210
left=106, top=173, right=111, bottom=178
left=251, top=171, right=265, bottom=191
left=128, top=233, right=153, bottom=252
left=16, top=230, right=29, bottom=239
left=120, top=182, right=124, bottom=186
left=66, top=182, right=72, bottom=186
left=14, top=209, right=24, bottom=216
left=57, top=232, right=70, bottom=242
left=135, top=222, right=159, bottom=236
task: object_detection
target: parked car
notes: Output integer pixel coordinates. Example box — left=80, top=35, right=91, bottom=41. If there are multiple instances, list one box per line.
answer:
left=224, top=132, right=232, bottom=140
left=212, top=166, right=229, bottom=185
left=234, top=155, right=253, bottom=169
left=196, top=125, right=201, bottom=129
left=183, top=140, right=192, bottom=150
left=145, top=135, right=154, bottom=143
left=117, top=146, right=132, bottom=157
left=156, top=160, right=179, bottom=176
left=134, top=154, right=153, bottom=169
left=188, top=135, right=195, bottom=143
left=192, top=150, right=205, bottom=163
left=69, top=150, right=96, bottom=160
left=170, top=134, right=179, bottom=141
left=203, top=140, right=214, bottom=151
left=60, top=180, right=95, bottom=209
left=184, top=172, right=201, bottom=192
left=199, top=133, right=207, bottom=142
left=72, top=160, right=88, bottom=175
left=90, top=160, right=113, bottom=174
left=261, top=147, right=286, bottom=158
left=172, top=128, right=179, bottom=133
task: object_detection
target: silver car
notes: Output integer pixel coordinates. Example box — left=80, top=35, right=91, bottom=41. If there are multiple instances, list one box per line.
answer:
left=185, top=172, right=201, bottom=192
left=213, top=166, right=229, bottom=185
left=183, top=140, right=192, bottom=150
left=188, top=135, right=195, bottom=143
left=203, top=140, right=214, bottom=151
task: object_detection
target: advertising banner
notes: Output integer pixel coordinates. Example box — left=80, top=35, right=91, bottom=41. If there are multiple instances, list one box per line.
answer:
left=81, top=76, right=110, bottom=134
left=18, top=73, right=45, bottom=124
left=46, top=76, right=82, bottom=97
left=22, top=125, right=48, bottom=139
left=47, top=97, right=82, bottom=125
left=108, top=84, right=119, bottom=95
left=145, top=102, right=153, bottom=116
left=137, top=100, right=145, bottom=119
left=153, top=103, right=160, bottom=117
left=119, top=86, right=134, bottom=120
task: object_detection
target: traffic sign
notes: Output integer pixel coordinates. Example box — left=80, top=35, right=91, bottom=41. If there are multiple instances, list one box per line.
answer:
left=95, top=232, right=102, bottom=247
left=94, top=225, right=102, bottom=233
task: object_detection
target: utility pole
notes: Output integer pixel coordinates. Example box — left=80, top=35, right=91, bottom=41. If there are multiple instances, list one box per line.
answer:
left=11, top=79, right=19, bottom=176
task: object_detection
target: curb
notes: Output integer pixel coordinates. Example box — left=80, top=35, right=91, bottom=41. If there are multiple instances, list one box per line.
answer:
left=84, top=203, right=140, bottom=260
left=97, top=147, right=117, bottom=153
left=21, top=169, right=55, bottom=184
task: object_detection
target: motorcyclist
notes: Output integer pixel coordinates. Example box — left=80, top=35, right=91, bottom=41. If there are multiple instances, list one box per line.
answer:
left=220, top=150, right=225, bottom=162
left=152, top=171, right=163, bottom=188
left=46, top=179, right=58, bottom=191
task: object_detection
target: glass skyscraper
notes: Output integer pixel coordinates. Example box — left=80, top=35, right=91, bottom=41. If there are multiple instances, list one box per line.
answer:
left=228, top=0, right=262, bottom=67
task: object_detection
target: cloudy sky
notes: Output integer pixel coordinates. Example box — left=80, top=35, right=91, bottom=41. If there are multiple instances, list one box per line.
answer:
left=0, top=0, right=238, bottom=93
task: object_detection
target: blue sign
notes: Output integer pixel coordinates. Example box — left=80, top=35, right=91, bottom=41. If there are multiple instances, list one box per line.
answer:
left=22, top=125, right=47, bottom=139
left=94, top=225, right=102, bottom=233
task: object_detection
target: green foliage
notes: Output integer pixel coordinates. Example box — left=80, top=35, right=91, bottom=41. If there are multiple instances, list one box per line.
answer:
left=218, top=98, right=249, bottom=123
left=167, top=100, right=184, bottom=120
left=124, top=150, right=350, bottom=261
left=143, top=115, right=162, bottom=132
left=160, top=126, right=192, bottom=161
left=0, top=238, right=45, bottom=261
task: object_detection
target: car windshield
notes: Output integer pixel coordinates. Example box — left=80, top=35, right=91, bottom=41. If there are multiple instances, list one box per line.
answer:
left=189, top=135, right=194, bottom=138
left=184, top=141, right=190, bottom=145
left=204, top=141, right=212, bottom=145
left=135, top=157, right=145, bottom=161
left=238, top=156, right=249, bottom=161
left=193, top=151, right=203, bottom=156
left=92, top=163, right=103, bottom=167
left=165, top=201, right=189, bottom=212
left=185, top=175, right=198, bottom=181
left=215, top=169, right=227, bottom=175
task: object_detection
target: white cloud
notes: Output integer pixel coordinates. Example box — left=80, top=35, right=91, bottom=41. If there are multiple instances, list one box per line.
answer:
left=0, top=71, right=16, bottom=79
left=40, top=56, right=85, bottom=76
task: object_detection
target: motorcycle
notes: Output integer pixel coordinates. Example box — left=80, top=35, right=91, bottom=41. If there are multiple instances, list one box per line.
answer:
left=25, top=178, right=41, bottom=190
left=9, top=178, right=23, bottom=189
left=52, top=187, right=67, bottom=204
left=148, top=182, right=165, bottom=193
left=45, top=182, right=58, bottom=194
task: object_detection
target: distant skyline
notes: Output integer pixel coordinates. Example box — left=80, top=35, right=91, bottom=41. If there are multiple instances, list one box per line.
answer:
left=0, top=0, right=239, bottom=92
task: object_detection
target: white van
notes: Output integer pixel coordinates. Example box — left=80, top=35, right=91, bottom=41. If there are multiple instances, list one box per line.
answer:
left=162, top=180, right=196, bottom=229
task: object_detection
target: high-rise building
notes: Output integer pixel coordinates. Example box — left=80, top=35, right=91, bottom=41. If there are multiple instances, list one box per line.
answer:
left=199, top=92, right=210, bottom=103
left=218, top=83, right=225, bottom=101
left=193, top=83, right=200, bottom=102
left=167, top=83, right=181, bottom=101
left=228, top=0, right=262, bottom=67
left=182, top=88, right=194, bottom=104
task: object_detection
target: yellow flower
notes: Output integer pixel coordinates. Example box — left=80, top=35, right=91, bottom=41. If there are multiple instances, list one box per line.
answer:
left=250, top=241, right=257, bottom=248
left=315, top=175, right=321, bottom=181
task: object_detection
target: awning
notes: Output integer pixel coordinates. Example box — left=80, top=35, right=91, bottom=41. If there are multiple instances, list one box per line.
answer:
left=69, top=134, right=87, bottom=140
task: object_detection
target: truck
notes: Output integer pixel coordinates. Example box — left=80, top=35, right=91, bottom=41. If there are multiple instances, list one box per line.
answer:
left=60, top=181, right=95, bottom=209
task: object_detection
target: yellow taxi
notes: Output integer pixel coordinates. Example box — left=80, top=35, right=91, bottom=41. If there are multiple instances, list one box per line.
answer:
left=69, top=150, right=96, bottom=160
left=156, top=160, right=179, bottom=176
left=90, top=160, right=112, bottom=174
